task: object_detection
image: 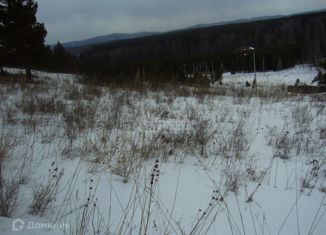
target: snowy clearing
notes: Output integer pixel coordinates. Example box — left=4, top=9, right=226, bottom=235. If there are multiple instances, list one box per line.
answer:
left=222, top=65, right=319, bottom=86
left=0, top=65, right=325, bottom=235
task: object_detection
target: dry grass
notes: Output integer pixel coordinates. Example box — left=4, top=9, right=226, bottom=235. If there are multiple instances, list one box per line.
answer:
left=0, top=69, right=325, bottom=234
left=30, top=163, right=64, bottom=216
left=0, top=132, right=29, bottom=217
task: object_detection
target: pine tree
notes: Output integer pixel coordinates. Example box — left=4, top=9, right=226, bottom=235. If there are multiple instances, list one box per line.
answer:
left=52, top=42, right=74, bottom=72
left=0, top=0, right=47, bottom=78
left=312, top=60, right=326, bottom=87
left=313, top=71, right=326, bottom=87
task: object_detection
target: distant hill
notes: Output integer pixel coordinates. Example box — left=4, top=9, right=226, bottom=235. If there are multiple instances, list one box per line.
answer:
left=186, top=15, right=283, bottom=30
left=62, top=31, right=160, bottom=48
left=75, top=10, right=326, bottom=80
left=64, top=8, right=326, bottom=51
left=186, top=8, right=326, bottom=30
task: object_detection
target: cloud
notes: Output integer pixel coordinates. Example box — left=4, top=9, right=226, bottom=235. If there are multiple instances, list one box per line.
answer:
left=36, top=0, right=326, bottom=44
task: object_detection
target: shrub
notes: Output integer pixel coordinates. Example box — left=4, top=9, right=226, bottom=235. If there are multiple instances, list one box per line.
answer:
left=312, top=71, right=326, bottom=87
left=30, top=163, right=64, bottom=216
left=312, top=60, right=326, bottom=87
left=0, top=137, right=28, bottom=217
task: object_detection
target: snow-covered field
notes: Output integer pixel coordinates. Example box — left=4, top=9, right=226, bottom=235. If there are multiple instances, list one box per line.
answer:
left=223, top=65, right=319, bottom=86
left=0, top=65, right=325, bottom=235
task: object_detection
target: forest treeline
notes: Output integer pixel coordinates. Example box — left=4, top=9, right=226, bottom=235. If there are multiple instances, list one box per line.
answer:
left=3, top=10, right=326, bottom=85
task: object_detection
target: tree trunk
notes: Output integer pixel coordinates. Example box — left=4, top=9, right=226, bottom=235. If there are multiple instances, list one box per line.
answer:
left=26, top=67, right=32, bottom=80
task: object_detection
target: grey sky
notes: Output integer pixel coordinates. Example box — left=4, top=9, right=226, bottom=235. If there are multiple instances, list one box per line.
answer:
left=37, top=0, right=326, bottom=44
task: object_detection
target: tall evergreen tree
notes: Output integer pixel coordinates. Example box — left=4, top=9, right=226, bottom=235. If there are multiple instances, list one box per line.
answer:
left=52, top=41, right=74, bottom=72
left=0, top=0, right=46, bottom=78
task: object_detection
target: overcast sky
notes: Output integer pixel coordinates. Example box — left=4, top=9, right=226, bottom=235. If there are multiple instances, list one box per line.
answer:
left=37, top=0, right=326, bottom=44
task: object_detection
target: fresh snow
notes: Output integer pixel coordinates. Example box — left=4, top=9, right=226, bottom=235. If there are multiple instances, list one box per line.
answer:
left=222, top=64, right=318, bottom=86
left=0, top=65, right=325, bottom=235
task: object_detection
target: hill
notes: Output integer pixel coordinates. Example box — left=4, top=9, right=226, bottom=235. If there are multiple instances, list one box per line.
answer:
left=62, top=31, right=159, bottom=48
left=75, top=10, right=326, bottom=81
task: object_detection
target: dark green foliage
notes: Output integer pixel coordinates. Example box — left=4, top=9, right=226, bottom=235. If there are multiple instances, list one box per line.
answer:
left=73, top=11, right=326, bottom=85
left=319, top=60, right=326, bottom=70
left=49, top=42, right=75, bottom=72
left=0, top=0, right=47, bottom=77
left=1, top=4, right=326, bottom=87
left=313, top=71, right=326, bottom=87
left=312, top=60, right=326, bottom=87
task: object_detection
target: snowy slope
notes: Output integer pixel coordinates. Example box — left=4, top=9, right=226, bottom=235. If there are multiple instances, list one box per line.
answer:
left=222, top=65, right=319, bottom=86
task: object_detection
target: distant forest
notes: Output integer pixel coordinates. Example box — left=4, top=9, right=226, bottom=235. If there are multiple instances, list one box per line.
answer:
left=5, top=11, right=326, bottom=85
left=77, top=11, right=326, bottom=84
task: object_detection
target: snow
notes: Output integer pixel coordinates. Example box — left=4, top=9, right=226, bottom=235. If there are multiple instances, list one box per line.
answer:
left=222, top=64, right=319, bottom=86
left=0, top=65, right=325, bottom=234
